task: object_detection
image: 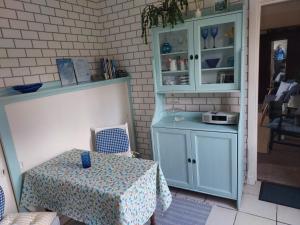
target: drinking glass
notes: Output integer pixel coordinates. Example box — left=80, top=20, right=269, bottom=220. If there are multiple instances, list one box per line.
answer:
left=201, top=28, right=209, bottom=49
left=210, top=25, right=219, bottom=48
left=81, top=151, right=91, bottom=168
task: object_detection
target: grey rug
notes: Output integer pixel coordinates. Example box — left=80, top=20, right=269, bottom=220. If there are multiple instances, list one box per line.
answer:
left=64, top=196, right=212, bottom=225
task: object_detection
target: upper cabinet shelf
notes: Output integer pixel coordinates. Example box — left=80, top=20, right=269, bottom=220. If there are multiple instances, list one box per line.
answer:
left=201, top=46, right=234, bottom=52
left=152, top=11, right=242, bottom=93
left=161, top=51, right=188, bottom=56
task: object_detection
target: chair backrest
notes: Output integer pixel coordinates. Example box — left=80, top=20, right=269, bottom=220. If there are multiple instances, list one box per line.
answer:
left=92, top=123, right=132, bottom=157
left=0, top=186, right=5, bottom=221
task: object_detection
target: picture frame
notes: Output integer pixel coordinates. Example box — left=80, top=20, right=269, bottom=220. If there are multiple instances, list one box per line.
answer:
left=56, top=58, right=77, bottom=86
left=72, top=58, right=91, bottom=83
left=214, top=0, right=228, bottom=12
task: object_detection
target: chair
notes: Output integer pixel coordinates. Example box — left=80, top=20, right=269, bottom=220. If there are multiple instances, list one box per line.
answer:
left=92, top=123, right=132, bottom=157
left=0, top=186, right=60, bottom=225
left=260, top=81, right=299, bottom=125
left=267, top=112, right=300, bottom=151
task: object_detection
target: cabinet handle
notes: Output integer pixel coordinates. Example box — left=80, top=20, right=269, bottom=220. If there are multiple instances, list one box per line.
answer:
left=187, top=158, right=191, bottom=163
left=192, top=159, right=196, bottom=164
left=195, top=54, right=199, bottom=60
left=189, top=55, right=193, bottom=60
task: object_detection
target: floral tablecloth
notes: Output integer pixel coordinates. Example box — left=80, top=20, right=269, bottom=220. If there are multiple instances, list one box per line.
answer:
left=20, top=149, right=172, bottom=225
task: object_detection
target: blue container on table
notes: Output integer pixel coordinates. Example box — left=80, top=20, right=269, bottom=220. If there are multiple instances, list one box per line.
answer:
left=81, top=151, right=91, bottom=168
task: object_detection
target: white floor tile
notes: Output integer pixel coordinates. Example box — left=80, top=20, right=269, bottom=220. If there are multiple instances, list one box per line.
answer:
left=235, top=212, right=276, bottom=225
left=243, top=181, right=261, bottom=196
left=277, top=223, right=289, bottom=225
left=277, top=205, right=300, bottom=225
left=239, top=194, right=277, bottom=220
left=205, top=206, right=237, bottom=225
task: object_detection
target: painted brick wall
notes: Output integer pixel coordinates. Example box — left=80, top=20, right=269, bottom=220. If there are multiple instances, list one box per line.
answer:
left=0, top=0, right=103, bottom=87
left=0, top=0, right=246, bottom=161
left=97, top=0, right=245, bottom=159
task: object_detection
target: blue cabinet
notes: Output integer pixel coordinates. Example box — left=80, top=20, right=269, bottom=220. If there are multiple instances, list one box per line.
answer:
left=152, top=11, right=243, bottom=93
left=152, top=128, right=194, bottom=189
left=152, top=125, right=238, bottom=200
left=191, top=131, right=237, bottom=199
left=151, top=8, right=246, bottom=208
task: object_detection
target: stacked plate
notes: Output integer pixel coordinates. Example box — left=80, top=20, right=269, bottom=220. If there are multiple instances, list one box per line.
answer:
left=178, top=75, right=189, bottom=85
left=163, top=76, right=177, bottom=85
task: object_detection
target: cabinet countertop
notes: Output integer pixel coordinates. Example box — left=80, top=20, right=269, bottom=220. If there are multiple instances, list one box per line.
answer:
left=152, top=112, right=238, bottom=133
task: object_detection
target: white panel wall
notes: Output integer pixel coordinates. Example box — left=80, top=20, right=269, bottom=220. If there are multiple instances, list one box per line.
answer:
left=5, top=82, right=133, bottom=172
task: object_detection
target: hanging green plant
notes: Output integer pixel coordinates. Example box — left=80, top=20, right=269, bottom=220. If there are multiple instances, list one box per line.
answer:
left=141, top=0, right=188, bottom=44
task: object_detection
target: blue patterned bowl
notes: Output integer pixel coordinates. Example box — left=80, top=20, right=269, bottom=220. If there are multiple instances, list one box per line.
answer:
left=206, top=58, right=220, bottom=68
left=13, top=83, right=43, bottom=93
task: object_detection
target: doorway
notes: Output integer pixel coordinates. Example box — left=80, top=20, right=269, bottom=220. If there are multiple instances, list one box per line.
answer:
left=256, top=3, right=300, bottom=187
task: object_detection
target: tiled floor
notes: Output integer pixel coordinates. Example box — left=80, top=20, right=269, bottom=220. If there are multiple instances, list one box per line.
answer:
left=63, top=182, right=300, bottom=225
left=201, top=181, right=300, bottom=225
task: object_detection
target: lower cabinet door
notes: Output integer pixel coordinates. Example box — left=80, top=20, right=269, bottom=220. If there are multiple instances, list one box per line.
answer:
left=191, top=131, right=237, bottom=199
left=152, top=128, right=193, bottom=189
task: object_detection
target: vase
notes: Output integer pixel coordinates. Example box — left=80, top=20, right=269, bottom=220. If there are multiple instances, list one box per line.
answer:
left=195, top=8, right=202, bottom=17
left=161, top=42, right=172, bottom=54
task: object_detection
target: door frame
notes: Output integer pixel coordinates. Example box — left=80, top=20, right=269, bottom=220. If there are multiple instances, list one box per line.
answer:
left=247, top=0, right=292, bottom=185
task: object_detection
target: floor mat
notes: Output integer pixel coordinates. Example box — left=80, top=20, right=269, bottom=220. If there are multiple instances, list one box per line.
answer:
left=259, top=181, right=300, bottom=209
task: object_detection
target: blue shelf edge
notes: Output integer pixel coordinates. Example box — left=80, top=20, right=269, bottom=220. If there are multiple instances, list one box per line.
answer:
left=0, top=77, right=131, bottom=105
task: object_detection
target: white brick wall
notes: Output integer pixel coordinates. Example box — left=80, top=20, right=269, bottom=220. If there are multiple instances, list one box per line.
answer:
left=0, top=0, right=103, bottom=87
left=0, top=0, right=246, bottom=161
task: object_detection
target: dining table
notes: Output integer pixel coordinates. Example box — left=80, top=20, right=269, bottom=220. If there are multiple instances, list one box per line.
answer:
left=20, top=149, right=172, bottom=225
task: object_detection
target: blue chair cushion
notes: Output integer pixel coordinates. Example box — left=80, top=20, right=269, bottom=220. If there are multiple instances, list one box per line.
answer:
left=0, top=186, right=4, bottom=221
left=268, top=118, right=300, bottom=133
left=95, top=128, right=129, bottom=154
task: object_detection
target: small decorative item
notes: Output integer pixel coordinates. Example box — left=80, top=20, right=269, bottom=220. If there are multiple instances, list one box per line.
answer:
left=161, top=42, right=172, bottom=54
left=227, top=56, right=234, bottom=67
left=214, top=0, right=228, bottom=12
left=194, top=0, right=204, bottom=17
left=141, top=0, right=189, bottom=44
left=56, top=59, right=77, bottom=86
left=179, top=59, right=186, bottom=71
left=224, top=27, right=234, bottom=45
left=169, top=58, right=178, bottom=71
left=217, top=71, right=234, bottom=83
left=201, top=27, right=209, bottom=49
left=210, top=25, right=219, bottom=48
left=111, top=59, right=117, bottom=79
left=81, top=151, right=91, bottom=169
left=99, top=58, right=118, bottom=80
left=115, top=70, right=129, bottom=78
left=12, top=83, right=42, bottom=94
left=206, top=58, right=220, bottom=68
left=218, top=72, right=226, bottom=83
left=72, top=58, right=91, bottom=83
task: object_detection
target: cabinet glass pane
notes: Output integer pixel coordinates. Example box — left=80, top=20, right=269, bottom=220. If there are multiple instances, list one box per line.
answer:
left=200, top=22, right=235, bottom=85
left=159, top=30, right=190, bottom=86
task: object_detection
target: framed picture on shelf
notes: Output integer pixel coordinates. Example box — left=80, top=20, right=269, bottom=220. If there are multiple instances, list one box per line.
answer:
left=56, top=58, right=77, bottom=86
left=214, top=0, right=228, bottom=12
left=72, top=58, right=91, bottom=83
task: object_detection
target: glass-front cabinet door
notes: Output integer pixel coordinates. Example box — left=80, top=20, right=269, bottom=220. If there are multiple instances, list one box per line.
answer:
left=153, top=22, right=195, bottom=92
left=194, top=13, right=242, bottom=91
